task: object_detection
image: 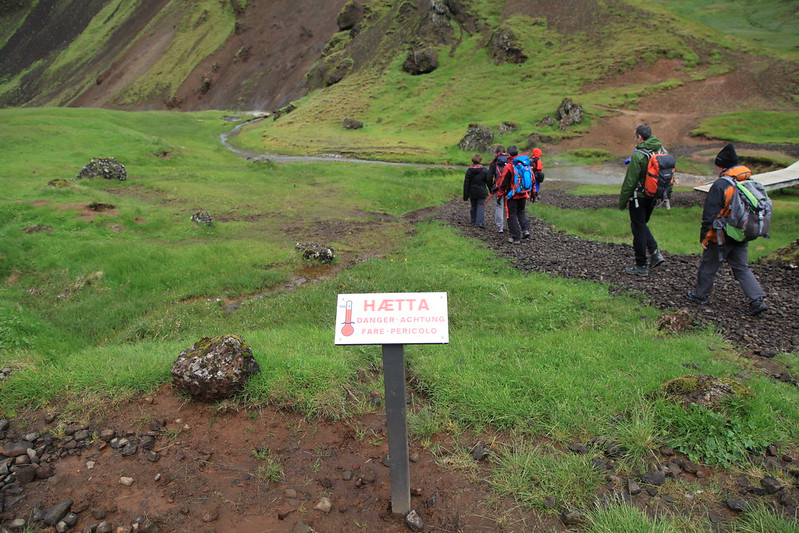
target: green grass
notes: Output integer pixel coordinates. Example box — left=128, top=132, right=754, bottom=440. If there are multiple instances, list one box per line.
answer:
left=693, top=112, right=799, bottom=145
left=645, top=0, right=799, bottom=55
left=583, top=500, right=704, bottom=532
left=2, top=59, right=799, bottom=532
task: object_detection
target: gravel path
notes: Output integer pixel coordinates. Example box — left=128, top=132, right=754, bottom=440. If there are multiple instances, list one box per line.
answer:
left=437, top=190, right=799, bottom=357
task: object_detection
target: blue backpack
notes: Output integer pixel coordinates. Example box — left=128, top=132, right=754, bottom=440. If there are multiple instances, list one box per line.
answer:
left=507, top=154, right=533, bottom=198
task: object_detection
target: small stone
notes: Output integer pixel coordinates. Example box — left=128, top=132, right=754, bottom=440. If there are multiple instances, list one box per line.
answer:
left=761, top=475, right=785, bottom=494
left=43, top=500, right=73, bottom=526
left=8, top=518, right=26, bottom=530
left=314, top=496, right=332, bottom=513
left=405, top=509, right=424, bottom=532
left=202, top=506, right=219, bottom=522
left=569, top=443, right=589, bottom=454
left=627, top=479, right=642, bottom=496
left=120, top=476, right=135, bottom=486
left=727, top=497, right=749, bottom=512
left=560, top=509, right=586, bottom=526
left=641, top=470, right=666, bottom=486
left=470, top=441, right=489, bottom=461
left=659, top=445, right=675, bottom=456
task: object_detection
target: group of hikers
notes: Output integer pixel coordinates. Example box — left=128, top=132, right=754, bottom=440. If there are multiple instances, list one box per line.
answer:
left=462, top=124, right=771, bottom=317
left=462, top=144, right=544, bottom=244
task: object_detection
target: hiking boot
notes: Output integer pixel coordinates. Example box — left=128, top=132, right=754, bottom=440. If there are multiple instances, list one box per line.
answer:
left=650, top=250, right=665, bottom=269
left=746, top=298, right=768, bottom=316
left=624, top=265, right=648, bottom=276
left=685, top=291, right=709, bottom=305
left=523, top=231, right=531, bottom=239
left=507, top=238, right=521, bottom=245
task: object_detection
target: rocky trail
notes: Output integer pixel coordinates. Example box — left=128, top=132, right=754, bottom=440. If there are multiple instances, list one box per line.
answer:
left=437, top=189, right=799, bottom=358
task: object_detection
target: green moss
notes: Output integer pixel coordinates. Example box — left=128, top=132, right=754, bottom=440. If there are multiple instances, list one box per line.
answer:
left=660, top=374, right=752, bottom=403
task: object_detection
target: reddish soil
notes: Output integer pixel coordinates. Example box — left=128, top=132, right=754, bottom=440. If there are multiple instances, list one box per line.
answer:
left=1, top=384, right=555, bottom=533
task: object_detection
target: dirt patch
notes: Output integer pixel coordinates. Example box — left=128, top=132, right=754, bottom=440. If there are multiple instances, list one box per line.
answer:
left=0, top=384, right=556, bottom=532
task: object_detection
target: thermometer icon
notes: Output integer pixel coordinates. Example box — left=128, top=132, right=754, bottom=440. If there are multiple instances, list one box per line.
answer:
left=340, top=300, right=354, bottom=336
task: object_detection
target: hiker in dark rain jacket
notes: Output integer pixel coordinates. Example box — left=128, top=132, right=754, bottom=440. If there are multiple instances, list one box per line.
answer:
left=463, top=153, right=491, bottom=228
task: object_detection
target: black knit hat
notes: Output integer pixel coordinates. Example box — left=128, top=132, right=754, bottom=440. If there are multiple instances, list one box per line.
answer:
left=714, top=143, right=739, bottom=168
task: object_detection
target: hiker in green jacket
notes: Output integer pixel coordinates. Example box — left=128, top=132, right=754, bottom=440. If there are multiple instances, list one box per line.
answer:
left=618, top=124, right=666, bottom=275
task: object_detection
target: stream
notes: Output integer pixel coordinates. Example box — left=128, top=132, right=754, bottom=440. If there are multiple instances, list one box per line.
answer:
left=220, top=117, right=707, bottom=187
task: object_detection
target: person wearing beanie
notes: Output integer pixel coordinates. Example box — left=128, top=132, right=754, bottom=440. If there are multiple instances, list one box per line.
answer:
left=618, top=124, right=666, bottom=275
left=685, top=143, right=768, bottom=316
left=714, top=143, right=739, bottom=168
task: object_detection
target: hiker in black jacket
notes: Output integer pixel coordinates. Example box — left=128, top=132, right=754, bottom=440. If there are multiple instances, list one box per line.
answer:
left=685, top=144, right=768, bottom=316
left=463, top=154, right=491, bottom=228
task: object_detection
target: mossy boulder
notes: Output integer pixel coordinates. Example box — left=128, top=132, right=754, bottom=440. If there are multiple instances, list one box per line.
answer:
left=171, top=335, right=260, bottom=402
left=76, top=157, right=127, bottom=181
left=458, top=123, right=493, bottom=153
left=659, top=374, right=752, bottom=410
left=758, top=239, right=799, bottom=269
left=402, top=46, right=439, bottom=75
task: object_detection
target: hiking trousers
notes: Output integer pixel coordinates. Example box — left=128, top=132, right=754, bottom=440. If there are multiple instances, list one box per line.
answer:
left=693, top=241, right=766, bottom=301
left=628, top=195, right=658, bottom=266
left=494, top=197, right=505, bottom=231
left=469, top=198, right=486, bottom=227
left=507, top=197, right=529, bottom=241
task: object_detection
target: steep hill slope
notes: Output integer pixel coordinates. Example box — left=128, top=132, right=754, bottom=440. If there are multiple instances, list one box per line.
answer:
left=0, top=0, right=349, bottom=111
left=1, top=0, right=798, bottom=161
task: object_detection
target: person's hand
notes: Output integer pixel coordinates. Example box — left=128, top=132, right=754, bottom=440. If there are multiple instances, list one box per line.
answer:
left=701, top=241, right=708, bottom=250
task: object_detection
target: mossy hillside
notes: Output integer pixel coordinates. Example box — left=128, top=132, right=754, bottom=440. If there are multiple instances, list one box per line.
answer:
left=108, top=0, right=235, bottom=107
left=0, top=0, right=237, bottom=108
left=41, top=0, right=145, bottom=106
left=237, top=0, right=788, bottom=162
left=0, top=0, right=33, bottom=50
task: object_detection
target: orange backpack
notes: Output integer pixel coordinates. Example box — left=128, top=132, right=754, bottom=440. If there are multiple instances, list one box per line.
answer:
left=639, top=148, right=676, bottom=209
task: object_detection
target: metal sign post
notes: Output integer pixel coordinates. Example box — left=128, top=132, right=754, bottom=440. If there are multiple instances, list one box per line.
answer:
left=382, top=343, right=410, bottom=514
left=334, top=292, right=449, bottom=516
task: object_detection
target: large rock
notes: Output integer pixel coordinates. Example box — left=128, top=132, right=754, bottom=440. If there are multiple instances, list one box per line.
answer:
left=296, top=242, right=335, bottom=264
left=555, top=98, right=584, bottom=130
left=337, top=1, right=364, bottom=31
left=488, top=28, right=527, bottom=64
left=171, top=335, right=260, bottom=402
left=191, top=210, right=213, bottom=226
left=458, top=123, right=493, bottom=153
left=76, top=157, right=127, bottom=181
left=402, top=46, right=439, bottom=75
left=658, top=374, right=752, bottom=410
